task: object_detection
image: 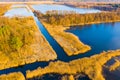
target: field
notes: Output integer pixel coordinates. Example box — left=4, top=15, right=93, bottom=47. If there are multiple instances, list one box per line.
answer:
left=26, top=50, right=120, bottom=80
left=34, top=11, right=91, bottom=56
left=0, top=3, right=120, bottom=80
left=0, top=72, right=25, bottom=80
left=0, top=17, right=57, bottom=70
left=42, top=22, right=91, bottom=56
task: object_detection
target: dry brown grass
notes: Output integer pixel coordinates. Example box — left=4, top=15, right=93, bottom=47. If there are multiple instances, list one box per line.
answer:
left=26, top=50, right=120, bottom=80
left=0, top=17, right=57, bottom=70
left=41, top=21, right=91, bottom=56
left=0, top=72, right=25, bottom=80
left=109, top=59, right=120, bottom=71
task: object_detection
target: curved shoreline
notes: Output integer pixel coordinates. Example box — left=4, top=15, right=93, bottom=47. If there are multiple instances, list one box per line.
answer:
left=0, top=17, right=57, bottom=70
left=65, top=20, right=120, bottom=27
left=26, top=50, right=120, bottom=80
left=0, top=4, right=120, bottom=80
left=40, top=21, right=91, bottom=56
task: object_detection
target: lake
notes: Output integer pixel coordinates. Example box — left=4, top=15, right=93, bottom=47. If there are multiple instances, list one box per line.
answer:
left=4, top=4, right=33, bottom=17
left=66, top=22, right=120, bottom=57
left=32, top=4, right=101, bottom=14
left=3, top=4, right=120, bottom=80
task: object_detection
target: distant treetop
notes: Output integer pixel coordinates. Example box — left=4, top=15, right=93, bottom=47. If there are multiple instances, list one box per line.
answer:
left=54, top=0, right=119, bottom=2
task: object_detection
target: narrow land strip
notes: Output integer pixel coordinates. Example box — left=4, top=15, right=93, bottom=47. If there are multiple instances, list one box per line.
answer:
left=34, top=11, right=91, bottom=56
left=41, top=21, right=91, bottom=56
left=26, top=50, right=120, bottom=80
left=0, top=17, right=57, bottom=70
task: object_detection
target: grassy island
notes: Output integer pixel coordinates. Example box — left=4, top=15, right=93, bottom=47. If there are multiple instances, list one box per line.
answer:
left=26, top=50, right=120, bottom=80
left=34, top=11, right=91, bottom=56
left=0, top=72, right=25, bottom=80
left=0, top=17, right=57, bottom=70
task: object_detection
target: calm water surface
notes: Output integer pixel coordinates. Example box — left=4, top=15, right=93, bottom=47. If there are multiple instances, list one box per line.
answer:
left=32, top=4, right=100, bottom=14
left=66, top=22, right=120, bottom=56
left=4, top=5, right=32, bottom=17
left=2, top=4, right=120, bottom=80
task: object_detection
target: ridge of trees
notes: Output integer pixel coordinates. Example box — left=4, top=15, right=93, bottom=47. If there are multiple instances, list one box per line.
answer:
left=35, top=10, right=120, bottom=26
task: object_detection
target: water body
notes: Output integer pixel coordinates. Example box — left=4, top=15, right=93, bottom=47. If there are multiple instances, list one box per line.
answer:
left=2, top=4, right=68, bottom=75
left=4, top=5, right=32, bottom=17
left=66, top=22, right=120, bottom=56
left=32, top=4, right=120, bottom=61
left=2, top=4, right=120, bottom=80
left=32, top=4, right=100, bottom=14
left=103, top=57, right=120, bottom=80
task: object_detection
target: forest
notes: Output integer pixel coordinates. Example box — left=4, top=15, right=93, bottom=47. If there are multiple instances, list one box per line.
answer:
left=35, top=10, right=120, bottom=26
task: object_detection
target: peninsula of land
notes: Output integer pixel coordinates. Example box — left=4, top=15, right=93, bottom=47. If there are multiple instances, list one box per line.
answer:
left=26, top=50, right=120, bottom=80
left=34, top=11, right=91, bottom=56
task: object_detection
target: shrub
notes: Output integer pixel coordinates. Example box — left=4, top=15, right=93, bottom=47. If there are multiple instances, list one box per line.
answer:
left=9, top=36, right=23, bottom=51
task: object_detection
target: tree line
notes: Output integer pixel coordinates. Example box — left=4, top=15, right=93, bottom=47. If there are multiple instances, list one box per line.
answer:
left=35, top=10, right=120, bottom=26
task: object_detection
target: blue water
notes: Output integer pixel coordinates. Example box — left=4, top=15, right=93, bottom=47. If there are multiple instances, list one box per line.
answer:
left=0, top=62, right=48, bottom=76
left=66, top=23, right=120, bottom=56
left=33, top=16, right=68, bottom=61
left=32, top=4, right=100, bottom=14
left=4, top=5, right=32, bottom=17
left=2, top=4, right=120, bottom=80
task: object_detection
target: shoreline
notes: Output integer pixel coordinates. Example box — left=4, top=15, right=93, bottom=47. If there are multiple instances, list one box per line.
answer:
left=41, top=21, right=91, bottom=56
left=66, top=20, right=120, bottom=27
left=0, top=17, right=57, bottom=70
left=39, top=19, right=120, bottom=56
left=26, top=50, right=120, bottom=80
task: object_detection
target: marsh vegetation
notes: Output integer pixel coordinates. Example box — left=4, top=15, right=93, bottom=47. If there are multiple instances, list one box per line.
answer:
left=0, top=72, right=25, bottom=80
left=26, top=50, right=120, bottom=80
left=0, top=17, right=57, bottom=70
left=1, top=4, right=120, bottom=80
left=34, top=11, right=91, bottom=56
left=107, top=57, right=120, bottom=71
